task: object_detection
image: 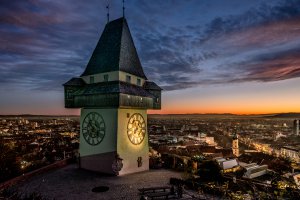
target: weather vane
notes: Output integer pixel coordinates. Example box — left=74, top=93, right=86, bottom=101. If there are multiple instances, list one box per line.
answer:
left=106, top=2, right=110, bottom=23
left=123, top=0, right=125, bottom=17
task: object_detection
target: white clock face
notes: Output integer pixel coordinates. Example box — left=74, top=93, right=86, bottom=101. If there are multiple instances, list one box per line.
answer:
left=82, top=112, right=105, bottom=146
left=127, top=113, right=146, bottom=145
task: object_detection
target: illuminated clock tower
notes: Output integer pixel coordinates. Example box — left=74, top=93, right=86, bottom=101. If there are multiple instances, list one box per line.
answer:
left=63, top=17, right=161, bottom=175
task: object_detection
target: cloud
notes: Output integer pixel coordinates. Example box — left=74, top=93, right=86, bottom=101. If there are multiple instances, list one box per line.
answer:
left=1, top=0, right=300, bottom=93
left=135, top=0, right=300, bottom=90
left=0, top=0, right=107, bottom=91
left=239, top=47, right=300, bottom=82
left=201, top=0, right=300, bottom=40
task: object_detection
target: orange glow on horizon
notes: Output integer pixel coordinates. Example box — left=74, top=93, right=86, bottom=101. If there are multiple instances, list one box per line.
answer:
left=148, top=108, right=300, bottom=115
left=148, top=102, right=300, bottom=115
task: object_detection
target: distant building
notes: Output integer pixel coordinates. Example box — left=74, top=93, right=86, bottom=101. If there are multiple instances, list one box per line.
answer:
left=293, top=119, right=299, bottom=136
left=293, top=173, right=300, bottom=189
left=280, top=146, right=300, bottom=162
left=185, top=125, right=199, bottom=131
left=232, top=133, right=239, bottom=157
left=205, top=137, right=215, bottom=146
left=32, top=122, right=38, bottom=129
left=274, top=132, right=286, bottom=141
left=242, top=163, right=268, bottom=179
left=198, top=132, right=206, bottom=138
left=215, top=157, right=239, bottom=173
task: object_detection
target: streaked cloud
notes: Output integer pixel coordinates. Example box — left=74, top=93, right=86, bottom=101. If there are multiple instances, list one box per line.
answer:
left=1, top=0, right=300, bottom=114
left=135, top=0, right=300, bottom=90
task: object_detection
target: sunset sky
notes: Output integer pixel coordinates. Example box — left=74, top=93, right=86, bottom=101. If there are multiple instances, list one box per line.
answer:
left=1, top=0, right=300, bottom=115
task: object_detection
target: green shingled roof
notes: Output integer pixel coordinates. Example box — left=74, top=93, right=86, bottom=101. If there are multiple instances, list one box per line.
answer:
left=144, top=81, right=162, bottom=91
left=81, top=17, right=147, bottom=79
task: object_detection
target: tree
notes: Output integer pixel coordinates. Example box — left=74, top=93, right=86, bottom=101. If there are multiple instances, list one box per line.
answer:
left=198, top=160, right=223, bottom=182
left=0, top=141, right=19, bottom=182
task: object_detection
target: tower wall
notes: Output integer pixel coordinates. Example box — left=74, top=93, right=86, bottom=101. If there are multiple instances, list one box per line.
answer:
left=79, top=108, right=118, bottom=174
left=80, top=108, right=118, bottom=156
left=117, top=109, right=149, bottom=175
left=79, top=108, right=149, bottom=175
left=232, top=139, right=239, bottom=157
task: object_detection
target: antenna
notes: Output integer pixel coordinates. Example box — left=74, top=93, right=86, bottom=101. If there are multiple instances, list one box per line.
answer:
left=106, top=2, right=110, bottom=23
left=122, top=0, right=125, bottom=17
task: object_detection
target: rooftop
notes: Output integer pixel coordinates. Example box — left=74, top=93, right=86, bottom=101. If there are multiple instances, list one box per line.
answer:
left=71, top=81, right=155, bottom=98
left=81, top=17, right=147, bottom=79
left=282, top=145, right=300, bottom=151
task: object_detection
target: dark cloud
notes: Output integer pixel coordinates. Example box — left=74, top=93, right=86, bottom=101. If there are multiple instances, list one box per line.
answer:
left=239, top=47, right=300, bottom=82
left=202, top=0, right=300, bottom=40
left=1, top=0, right=300, bottom=94
left=0, top=0, right=106, bottom=92
left=134, top=0, right=300, bottom=90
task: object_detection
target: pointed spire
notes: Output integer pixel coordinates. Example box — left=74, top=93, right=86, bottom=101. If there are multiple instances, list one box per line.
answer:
left=81, top=18, right=147, bottom=79
left=122, top=0, right=125, bottom=17
left=106, top=2, right=110, bottom=23
left=233, top=132, right=238, bottom=140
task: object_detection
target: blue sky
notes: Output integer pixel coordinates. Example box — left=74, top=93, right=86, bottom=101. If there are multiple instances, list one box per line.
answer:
left=0, top=0, right=300, bottom=114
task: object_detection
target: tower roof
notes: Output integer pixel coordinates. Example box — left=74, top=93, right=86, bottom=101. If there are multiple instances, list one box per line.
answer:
left=71, top=81, right=155, bottom=98
left=232, top=133, right=238, bottom=140
left=81, top=17, right=147, bottom=79
left=144, top=81, right=162, bottom=91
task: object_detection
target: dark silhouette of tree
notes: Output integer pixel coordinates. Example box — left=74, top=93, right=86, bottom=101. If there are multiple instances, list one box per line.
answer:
left=198, top=160, right=223, bottom=182
left=0, top=141, right=19, bottom=182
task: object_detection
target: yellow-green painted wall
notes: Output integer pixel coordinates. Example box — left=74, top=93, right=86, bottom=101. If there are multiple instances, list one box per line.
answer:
left=118, top=71, right=145, bottom=86
left=81, top=71, right=145, bottom=86
left=79, top=108, right=149, bottom=175
left=81, top=71, right=119, bottom=84
left=117, top=109, right=149, bottom=175
left=80, top=108, right=118, bottom=157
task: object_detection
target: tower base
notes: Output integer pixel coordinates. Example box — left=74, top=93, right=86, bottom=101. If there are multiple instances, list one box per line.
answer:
left=80, top=151, right=149, bottom=175
left=79, top=108, right=149, bottom=176
left=80, top=151, right=117, bottom=175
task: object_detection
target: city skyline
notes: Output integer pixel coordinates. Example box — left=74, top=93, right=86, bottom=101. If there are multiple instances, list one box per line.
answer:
left=1, top=0, right=300, bottom=115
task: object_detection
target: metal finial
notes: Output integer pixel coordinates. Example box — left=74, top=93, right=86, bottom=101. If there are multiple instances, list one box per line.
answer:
left=122, top=0, right=125, bottom=17
left=106, top=3, right=110, bottom=23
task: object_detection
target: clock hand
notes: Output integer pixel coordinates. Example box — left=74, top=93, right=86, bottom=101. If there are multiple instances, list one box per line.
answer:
left=133, top=127, right=137, bottom=134
left=87, top=121, right=92, bottom=132
left=91, top=123, right=96, bottom=130
left=95, top=123, right=102, bottom=132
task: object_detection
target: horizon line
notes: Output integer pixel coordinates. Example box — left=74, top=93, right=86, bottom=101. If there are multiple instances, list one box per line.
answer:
left=1, top=112, right=300, bottom=116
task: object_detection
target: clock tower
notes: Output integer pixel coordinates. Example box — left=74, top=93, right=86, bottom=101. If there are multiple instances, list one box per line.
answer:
left=232, top=133, right=239, bottom=157
left=63, top=17, right=161, bottom=175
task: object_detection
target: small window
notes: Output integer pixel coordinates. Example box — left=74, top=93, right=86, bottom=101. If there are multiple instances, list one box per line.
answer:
left=104, top=74, right=109, bottom=82
left=156, top=97, right=159, bottom=103
left=66, top=89, right=73, bottom=99
left=137, top=78, right=141, bottom=86
left=126, top=75, right=131, bottom=83
left=90, top=76, right=94, bottom=84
